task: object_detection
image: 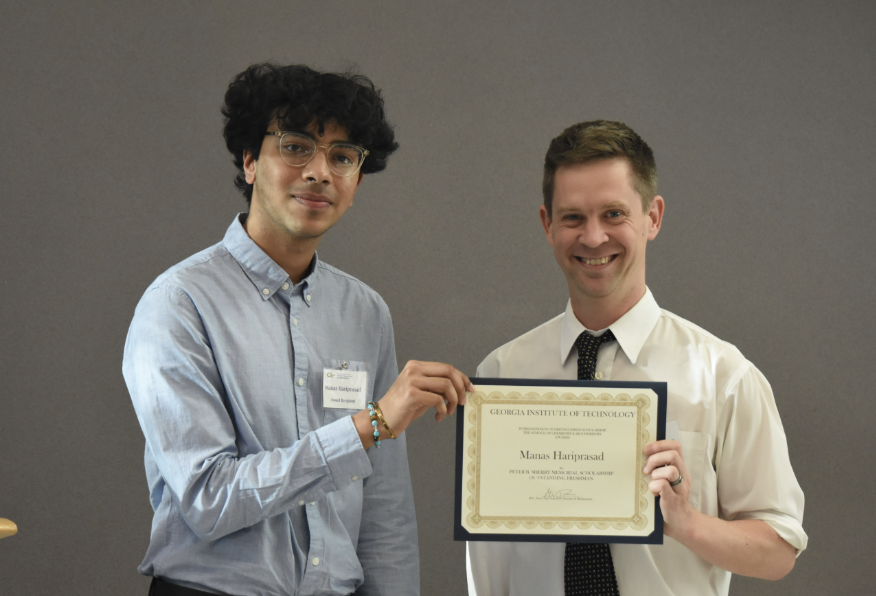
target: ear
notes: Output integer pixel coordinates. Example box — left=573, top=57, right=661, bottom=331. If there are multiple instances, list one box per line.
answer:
left=647, top=196, right=664, bottom=240
left=243, top=150, right=257, bottom=185
left=539, top=205, right=555, bottom=247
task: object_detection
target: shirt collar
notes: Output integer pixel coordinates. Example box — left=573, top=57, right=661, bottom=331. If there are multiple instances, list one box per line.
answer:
left=222, top=213, right=319, bottom=300
left=559, top=287, right=662, bottom=366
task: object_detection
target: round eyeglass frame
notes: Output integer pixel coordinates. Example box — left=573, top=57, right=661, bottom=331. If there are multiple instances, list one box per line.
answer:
left=265, top=132, right=369, bottom=177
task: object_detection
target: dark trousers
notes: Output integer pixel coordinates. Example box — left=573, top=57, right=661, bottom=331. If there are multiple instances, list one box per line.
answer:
left=149, top=577, right=225, bottom=596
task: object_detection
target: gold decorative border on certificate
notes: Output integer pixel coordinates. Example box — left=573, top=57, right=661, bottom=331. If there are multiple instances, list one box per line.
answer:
left=464, top=390, right=652, bottom=532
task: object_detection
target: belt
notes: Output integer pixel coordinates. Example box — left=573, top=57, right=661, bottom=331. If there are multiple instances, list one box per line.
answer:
left=149, top=577, right=226, bottom=596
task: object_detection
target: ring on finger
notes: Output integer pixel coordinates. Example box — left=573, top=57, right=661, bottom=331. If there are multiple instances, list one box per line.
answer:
left=669, top=473, right=683, bottom=487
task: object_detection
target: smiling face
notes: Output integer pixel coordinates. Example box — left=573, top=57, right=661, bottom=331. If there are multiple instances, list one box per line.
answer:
left=243, top=119, right=362, bottom=248
left=540, top=158, right=664, bottom=326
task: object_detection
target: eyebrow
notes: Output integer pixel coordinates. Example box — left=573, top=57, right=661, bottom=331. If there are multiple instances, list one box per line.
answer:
left=554, top=201, right=630, bottom=215
left=279, top=129, right=359, bottom=145
left=277, top=129, right=316, bottom=140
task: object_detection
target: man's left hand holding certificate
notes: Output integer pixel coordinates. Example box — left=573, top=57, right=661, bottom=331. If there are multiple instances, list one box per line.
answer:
left=454, top=379, right=667, bottom=544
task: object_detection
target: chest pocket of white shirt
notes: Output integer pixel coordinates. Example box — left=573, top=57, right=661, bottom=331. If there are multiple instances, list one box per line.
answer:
left=323, top=360, right=371, bottom=424
left=679, top=430, right=713, bottom=514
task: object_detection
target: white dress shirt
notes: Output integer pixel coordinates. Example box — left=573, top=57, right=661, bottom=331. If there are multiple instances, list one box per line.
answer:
left=467, top=288, right=806, bottom=596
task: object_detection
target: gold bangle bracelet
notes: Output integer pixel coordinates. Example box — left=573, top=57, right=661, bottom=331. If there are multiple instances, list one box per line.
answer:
left=372, top=402, right=397, bottom=439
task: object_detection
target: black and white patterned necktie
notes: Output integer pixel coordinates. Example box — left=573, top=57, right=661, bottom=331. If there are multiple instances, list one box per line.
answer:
left=564, top=330, right=620, bottom=596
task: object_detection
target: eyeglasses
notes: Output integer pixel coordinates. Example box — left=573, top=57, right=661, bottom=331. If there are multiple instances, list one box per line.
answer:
left=265, top=132, right=369, bottom=177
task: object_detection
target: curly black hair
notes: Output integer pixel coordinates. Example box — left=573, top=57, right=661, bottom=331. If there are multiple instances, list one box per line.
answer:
left=222, top=63, right=399, bottom=202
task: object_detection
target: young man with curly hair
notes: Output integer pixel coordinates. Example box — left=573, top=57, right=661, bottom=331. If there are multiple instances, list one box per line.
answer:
left=123, top=63, right=471, bottom=596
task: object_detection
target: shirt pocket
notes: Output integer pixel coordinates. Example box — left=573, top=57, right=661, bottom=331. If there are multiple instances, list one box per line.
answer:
left=679, top=430, right=712, bottom=513
left=323, top=359, right=372, bottom=425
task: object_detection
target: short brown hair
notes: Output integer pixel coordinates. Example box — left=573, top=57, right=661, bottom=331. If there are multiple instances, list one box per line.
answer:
left=542, top=120, right=657, bottom=215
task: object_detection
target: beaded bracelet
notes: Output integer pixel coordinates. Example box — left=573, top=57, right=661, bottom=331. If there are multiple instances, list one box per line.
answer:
left=372, top=402, right=397, bottom=439
left=366, top=402, right=382, bottom=447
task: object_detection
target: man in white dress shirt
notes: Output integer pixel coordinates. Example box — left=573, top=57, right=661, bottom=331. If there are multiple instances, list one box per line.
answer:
left=466, top=120, right=807, bottom=596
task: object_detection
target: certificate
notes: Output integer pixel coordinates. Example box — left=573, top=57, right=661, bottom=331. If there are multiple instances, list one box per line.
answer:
left=454, top=378, right=667, bottom=544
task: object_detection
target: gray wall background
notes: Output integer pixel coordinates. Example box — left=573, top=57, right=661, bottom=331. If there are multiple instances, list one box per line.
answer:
left=1, top=1, right=873, bottom=594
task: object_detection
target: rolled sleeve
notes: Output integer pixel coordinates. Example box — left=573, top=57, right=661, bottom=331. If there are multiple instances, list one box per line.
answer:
left=715, top=363, right=808, bottom=554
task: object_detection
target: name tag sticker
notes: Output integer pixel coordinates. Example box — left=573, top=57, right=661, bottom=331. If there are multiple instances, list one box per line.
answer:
left=323, top=369, right=368, bottom=410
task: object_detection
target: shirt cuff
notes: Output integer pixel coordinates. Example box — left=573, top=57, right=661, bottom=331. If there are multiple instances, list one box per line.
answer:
left=313, top=415, right=373, bottom=490
left=737, top=510, right=809, bottom=556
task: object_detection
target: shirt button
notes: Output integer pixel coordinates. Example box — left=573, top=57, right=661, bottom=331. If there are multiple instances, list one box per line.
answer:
left=292, top=318, right=298, bottom=327
left=352, top=475, right=359, bottom=481
left=298, top=378, right=305, bottom=386
left=312, top=557, right=320, bottom=566
left=310, top=501, right=316, bottom=506
left=282, top=282, right=289, bottom=290
left=305, top=294, right=312, bottom=302
left=595, top=372, right=603, bottom=380
left=299, top=500, right=305, bottom=506
left=262, top=288, right=270, bottom=295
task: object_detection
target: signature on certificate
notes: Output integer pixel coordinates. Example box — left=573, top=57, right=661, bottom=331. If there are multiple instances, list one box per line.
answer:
left=543, top=487, right=577, bottom=500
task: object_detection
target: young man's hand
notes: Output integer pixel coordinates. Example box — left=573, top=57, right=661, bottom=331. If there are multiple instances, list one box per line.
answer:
left=353, top=360, right=474, bottom=447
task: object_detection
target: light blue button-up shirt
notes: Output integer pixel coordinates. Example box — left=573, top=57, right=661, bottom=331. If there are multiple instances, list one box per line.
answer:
left=123, top=214, right=418, bottom=596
